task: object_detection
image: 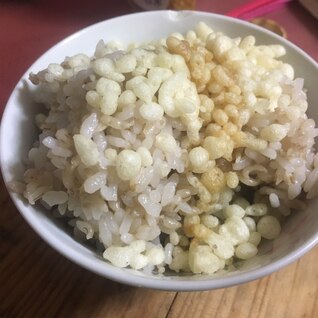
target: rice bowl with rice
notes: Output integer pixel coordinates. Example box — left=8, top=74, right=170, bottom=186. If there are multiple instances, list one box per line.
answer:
left=7, top=20, right=318, bottom=276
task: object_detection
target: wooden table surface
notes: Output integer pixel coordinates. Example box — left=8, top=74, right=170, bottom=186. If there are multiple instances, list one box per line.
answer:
left=1, top=1, right=318, bottom=317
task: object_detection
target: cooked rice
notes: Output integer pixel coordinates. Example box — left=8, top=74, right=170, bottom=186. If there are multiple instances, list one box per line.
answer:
left=12, top=22, right=318, bottom=275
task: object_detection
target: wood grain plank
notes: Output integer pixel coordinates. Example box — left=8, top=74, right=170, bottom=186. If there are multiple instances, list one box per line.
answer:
left=283, top=254, right=318, bottom=318
left=167, top=246, right=318, bottom=318
left=0, top=178, right=176, bottom=318
left=66, top=284, right=176, bottom=318
left=0, top=202, right=82, bottom=317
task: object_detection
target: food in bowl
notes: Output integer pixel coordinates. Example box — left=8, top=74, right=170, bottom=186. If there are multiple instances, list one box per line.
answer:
left=10, top=22, right=318, bottom=275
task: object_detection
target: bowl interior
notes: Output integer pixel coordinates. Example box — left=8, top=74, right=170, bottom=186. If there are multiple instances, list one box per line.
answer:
left=1, top=10, right=318, bottom=291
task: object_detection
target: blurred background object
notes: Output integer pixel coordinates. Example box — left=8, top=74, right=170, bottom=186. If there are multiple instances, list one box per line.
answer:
left=227, top=0, right=293, bottom=20
left=170, top=0, right=196, bottom=10
left=299, top=0, right=318, bottom=18
left=251, top=17, right=287, bottom=37
left=128, top=0, right=170, bottom=10
left=128, top=0, right=196, bottom=11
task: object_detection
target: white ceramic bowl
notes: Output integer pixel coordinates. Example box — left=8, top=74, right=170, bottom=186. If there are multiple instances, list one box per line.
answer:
left=1, top=10, right=318, bottom=291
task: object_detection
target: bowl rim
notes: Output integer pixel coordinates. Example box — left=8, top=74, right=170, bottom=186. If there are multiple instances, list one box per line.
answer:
left=1, top=9, right=318, bottom=291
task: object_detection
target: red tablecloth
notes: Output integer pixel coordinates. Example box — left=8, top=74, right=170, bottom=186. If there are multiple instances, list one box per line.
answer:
left=1, top=0, right=317, bottom=113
